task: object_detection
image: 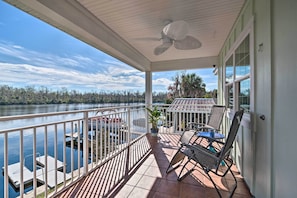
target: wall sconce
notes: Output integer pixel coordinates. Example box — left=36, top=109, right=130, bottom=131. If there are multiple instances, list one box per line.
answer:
left=212, top=65, right=218, bottom=75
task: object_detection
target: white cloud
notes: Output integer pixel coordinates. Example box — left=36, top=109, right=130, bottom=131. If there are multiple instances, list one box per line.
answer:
left=0, top=62, right=147, bottom=92
left=0, top=41, right=217, bottom=93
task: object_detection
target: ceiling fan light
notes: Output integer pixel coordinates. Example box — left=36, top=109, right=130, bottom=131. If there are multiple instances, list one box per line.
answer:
left=163, top=20, right=189, bottom=40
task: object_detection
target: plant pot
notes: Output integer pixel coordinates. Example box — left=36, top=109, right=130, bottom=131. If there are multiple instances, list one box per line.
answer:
left=151, top=128, right=159, bottom=136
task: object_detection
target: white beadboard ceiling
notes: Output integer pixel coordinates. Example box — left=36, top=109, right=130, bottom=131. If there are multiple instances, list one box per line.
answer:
left=5, top=0, right=245, bottom=72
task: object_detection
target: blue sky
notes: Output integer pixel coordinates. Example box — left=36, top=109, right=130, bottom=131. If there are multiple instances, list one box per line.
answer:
left=0, top=1, right=217, bottom=93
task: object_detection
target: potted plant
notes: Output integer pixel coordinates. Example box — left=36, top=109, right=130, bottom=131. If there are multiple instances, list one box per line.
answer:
left=146, top=106, right=162, bottom=136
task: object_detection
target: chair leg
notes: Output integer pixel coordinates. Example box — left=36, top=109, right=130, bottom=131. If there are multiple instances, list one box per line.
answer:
left=166, top=151, right=186, bottom=173
left=228, top=165, right=238, bottom=197
left=177, top=159, right=197, bottom=181
left=206, top=160, right=238, bottom=198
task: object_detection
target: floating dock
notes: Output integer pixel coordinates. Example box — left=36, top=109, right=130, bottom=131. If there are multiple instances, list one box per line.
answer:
left=2, top=155, right=70, bottom=189
left=65, top=132, right=81, bottom=140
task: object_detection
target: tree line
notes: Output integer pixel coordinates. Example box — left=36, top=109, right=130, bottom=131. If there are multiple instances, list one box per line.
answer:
left=0, top=85, right=167, bottom=105
left=0, top=73, right=217, bottom=105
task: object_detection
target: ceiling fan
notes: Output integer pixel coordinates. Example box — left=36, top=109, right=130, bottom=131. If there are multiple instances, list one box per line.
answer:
left=154, top=20, right=202, bottom=55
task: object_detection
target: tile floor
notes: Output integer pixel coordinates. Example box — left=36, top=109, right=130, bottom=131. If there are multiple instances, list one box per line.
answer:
left=53, top=133, right=253, bottom=198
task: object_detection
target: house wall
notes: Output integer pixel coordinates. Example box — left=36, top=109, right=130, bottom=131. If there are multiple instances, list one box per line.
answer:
left=219, top=0, right=297, bottom=197
left=253, top=0, right=273, bottom=197
left=271, top=0, right=297, bottom=197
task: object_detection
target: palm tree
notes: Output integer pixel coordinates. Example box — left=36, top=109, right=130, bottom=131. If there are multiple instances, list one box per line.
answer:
left=167, top=72, right=206, bottom=100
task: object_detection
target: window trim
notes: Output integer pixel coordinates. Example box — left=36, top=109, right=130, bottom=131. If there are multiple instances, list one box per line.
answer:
left=223, top=17, right=254, bottom=129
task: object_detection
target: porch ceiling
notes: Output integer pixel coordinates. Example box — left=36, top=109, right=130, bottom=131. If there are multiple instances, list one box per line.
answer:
left=5, top=0, right=245, bottom=72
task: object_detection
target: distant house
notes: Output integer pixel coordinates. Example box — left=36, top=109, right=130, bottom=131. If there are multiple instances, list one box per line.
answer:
left=166, top=98, right=215, bottom=131
left=167, top=98, right=215, bottom=113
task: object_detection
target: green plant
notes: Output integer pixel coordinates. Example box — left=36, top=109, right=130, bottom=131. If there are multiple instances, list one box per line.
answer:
left=146, top=106, right=161, bottom=130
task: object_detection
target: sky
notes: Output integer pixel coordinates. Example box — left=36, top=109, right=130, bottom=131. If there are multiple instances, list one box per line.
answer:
left=0, top=1, right=217, bottom=93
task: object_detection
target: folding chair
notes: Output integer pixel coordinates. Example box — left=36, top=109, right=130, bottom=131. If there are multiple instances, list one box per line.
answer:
left=178, top=105, right=226, bottom=145
left=167, top=109, right=244, bottom=198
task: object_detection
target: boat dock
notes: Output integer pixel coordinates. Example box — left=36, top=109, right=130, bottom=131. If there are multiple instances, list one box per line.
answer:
left=2, top=155, right=70, bottom=189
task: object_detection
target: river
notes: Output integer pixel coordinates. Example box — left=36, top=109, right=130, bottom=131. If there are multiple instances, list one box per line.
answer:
left=0, top=103, right=139, bottom=198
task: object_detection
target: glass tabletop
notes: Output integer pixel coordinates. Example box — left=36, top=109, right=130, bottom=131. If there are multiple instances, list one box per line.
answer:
left=197, top=131, right=225, bottom=139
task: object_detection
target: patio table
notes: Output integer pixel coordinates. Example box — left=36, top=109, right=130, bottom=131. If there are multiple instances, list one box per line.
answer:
left=196, top=131, right=225, bottom=152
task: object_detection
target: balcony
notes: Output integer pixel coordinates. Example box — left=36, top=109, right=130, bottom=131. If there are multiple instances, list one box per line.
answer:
left=0, top=103, right=252, bottom=198
left=54, top=133, right=252, bottom=198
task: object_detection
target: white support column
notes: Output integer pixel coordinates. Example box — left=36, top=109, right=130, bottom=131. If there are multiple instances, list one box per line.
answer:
left=145, top=71, right=152, bottom=133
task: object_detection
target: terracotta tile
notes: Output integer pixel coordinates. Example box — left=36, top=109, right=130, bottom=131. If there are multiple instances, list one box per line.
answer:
left=189, top=168, right=207, bottom=181
left=127, top=173, right=143, bottom=186
left=115, top=184, right=134, bottom=198
left=233, top=192, right=253, bottom=198
left=128, top=187, right=152, bottom=198
left=151, top=158, right=169, bottom=168
left=180, top=183, right=206, bottom=198
left=163, top=168, right=181, bottom=182
left=153, top=191, right=178, bottom=198
left=153, top=179, right=180, bottom=197
left=202, top=174, right=229, bottom=191
left=143, top=157, right=155, bottom=166
left=231, top=180, right=252, bottom=196
left=74, top=189, right=102, bottom=198
left=135, top=164, right=149, bottom=174
left=181, top=174, right=205, bottom=187
left=205, top=187, right=229, bottom=198
left=144, top=166, right=163, bottom=177
left=136, top=175, right=160, bottom=190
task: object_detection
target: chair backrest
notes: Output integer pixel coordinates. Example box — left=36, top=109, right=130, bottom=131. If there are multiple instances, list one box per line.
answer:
left=207, top=105, right=226, bottom=130
left=218, top=109, right=244, bottom=161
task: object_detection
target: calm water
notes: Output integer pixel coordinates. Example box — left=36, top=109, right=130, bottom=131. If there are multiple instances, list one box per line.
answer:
left=0, top=103, right=132, bottom=198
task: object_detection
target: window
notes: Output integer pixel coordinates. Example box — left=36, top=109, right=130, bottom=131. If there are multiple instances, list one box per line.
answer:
left=239, top=78, right=250, bottom=112
left=226, top=84, right=234, bottom=109
left=235, top=35, right=250, bottom=79
left=225, top=55, right=234, bottom=84
left=224, top=35, right=251, bottom=113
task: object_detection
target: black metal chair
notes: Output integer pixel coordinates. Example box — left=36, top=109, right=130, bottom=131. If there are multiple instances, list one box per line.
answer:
left=178, top=105, right=226, bottom=145
left=167, top=109, right=244, bottom=198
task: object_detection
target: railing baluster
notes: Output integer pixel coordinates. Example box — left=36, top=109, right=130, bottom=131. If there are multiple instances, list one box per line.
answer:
left=4, top=132, right=8, bottom=198
left=70, top=122, right=74, bottom=182
left=95, top=118, right=99, bottom=165
left=33, top=128, right=37, bottom=198
left=77, top=121, right=81, bottom=177
left=54, top=124, right=58, bottom=192
left=100, top=119, right=103, bottom=163
left=63, top=122, right=66, bottom=187
left=44, top=126, right=48, bottom=198
left=90, top=118, right=94, bottom=169
left=108, top=114, right=111, bottom=158
left=104, top=116, right=107, bottom=159
left=83, top=112, right=88, bottom=175
left=19, top=129, right=24, bottom=198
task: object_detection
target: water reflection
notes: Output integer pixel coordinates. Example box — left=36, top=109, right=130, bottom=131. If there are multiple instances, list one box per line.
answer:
left=0, top=103, right=142, bottom=198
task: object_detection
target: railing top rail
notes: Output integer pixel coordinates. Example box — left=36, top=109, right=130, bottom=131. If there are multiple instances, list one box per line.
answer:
left=0, top=104, right=145, bottom=122
left=0, top=117, right=83, bottom=134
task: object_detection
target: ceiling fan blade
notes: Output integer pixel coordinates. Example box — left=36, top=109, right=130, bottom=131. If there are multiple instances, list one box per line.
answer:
left=174, top=36, right=202, bottom=50
left=154, top=42, right=172, bottom=55
left=163, top=20, right=189, bottom=40
left=134, top=37, right=160, bottom=41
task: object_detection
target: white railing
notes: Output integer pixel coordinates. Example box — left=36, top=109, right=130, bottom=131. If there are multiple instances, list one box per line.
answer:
left=0, top=103, right=212, bottom=198
left=155, top=103, right=213, bottom=133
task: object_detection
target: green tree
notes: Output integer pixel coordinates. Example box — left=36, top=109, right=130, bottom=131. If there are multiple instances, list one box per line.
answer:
left=167, top=72, right=206, bottom=101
